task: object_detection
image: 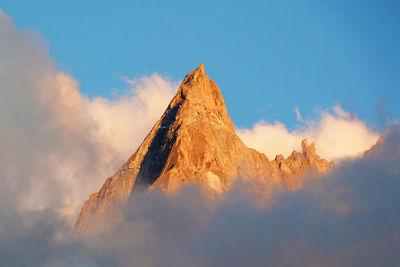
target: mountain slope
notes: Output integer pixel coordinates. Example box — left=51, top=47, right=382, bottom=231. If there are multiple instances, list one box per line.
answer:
left=73, top=64, right=329, bottom=233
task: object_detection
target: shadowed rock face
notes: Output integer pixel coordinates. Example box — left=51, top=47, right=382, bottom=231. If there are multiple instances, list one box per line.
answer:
left=134, top=101, right=183, bottom=191
left=73, top=64, right=329, bottom=233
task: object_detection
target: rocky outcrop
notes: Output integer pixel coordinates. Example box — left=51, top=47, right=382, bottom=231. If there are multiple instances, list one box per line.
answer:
left=272, top=139, right=329, bottom=190
left=73, top=64, right=329, bottom=233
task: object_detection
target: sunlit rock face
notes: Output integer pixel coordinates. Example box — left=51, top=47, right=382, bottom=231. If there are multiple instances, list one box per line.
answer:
left=73, top=64, right=329, bottom=233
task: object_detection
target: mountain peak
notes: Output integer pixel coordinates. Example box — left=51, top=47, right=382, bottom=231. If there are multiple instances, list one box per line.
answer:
left=189, top=62, right=205, bottom=75
left=73, top=65, right=330, bottom=234
left=170, top=64, right=234, bottom=131
left=182, top=63, right=206, bottom=86
left=197, top=62, right=205, bottom=73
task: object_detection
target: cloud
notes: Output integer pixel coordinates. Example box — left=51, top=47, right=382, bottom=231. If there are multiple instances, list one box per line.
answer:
left=3, top=127, right=397, bottom=267
left=87, top=74, right=178, bottom=158
left=78, top=126, right=400, bottom=267
left=0, top=10, right=177, bottom=223
left=295, top=106, right=302, bottom=121
left=237, top=105, right=380, bottom=161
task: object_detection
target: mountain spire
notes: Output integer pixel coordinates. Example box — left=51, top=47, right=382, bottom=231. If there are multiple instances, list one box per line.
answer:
left=73, top=64, right=329, bottom=234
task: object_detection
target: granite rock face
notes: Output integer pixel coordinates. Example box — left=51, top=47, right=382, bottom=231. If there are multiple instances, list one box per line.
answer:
left=73, top=64, right=329, bottom=233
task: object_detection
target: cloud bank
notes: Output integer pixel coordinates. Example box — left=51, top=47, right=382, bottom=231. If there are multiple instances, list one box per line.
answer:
left=117, top=130, right=400, bottom=267
left=1, top=9, right=398, bottom=267
left=1, top=128, right=399, bottom=266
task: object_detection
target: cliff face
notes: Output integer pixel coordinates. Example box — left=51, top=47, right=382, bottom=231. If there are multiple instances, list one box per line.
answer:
left=73, top=64, right=329, bottom=233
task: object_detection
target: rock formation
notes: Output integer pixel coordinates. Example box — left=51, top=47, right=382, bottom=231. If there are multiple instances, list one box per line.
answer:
left=73, top=64, right=329, bottom=233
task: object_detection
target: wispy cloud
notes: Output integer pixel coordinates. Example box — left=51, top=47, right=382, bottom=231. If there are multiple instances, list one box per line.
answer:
left=295, top=106, right=302, bottom=121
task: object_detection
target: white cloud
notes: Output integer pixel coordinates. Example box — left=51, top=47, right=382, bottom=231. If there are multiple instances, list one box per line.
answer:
left=0, top=10, right=178, bottom=223
left=237, top=105, right=380, bottom=161
left=87, top=74, right=177, bottom=158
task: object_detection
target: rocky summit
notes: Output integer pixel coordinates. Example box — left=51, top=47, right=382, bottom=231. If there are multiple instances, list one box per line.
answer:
left=73, top=64, right=329, bottom=233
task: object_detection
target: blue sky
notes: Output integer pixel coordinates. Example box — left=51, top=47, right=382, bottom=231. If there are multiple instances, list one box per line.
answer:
left=2, top=0, right=399, bottom=129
